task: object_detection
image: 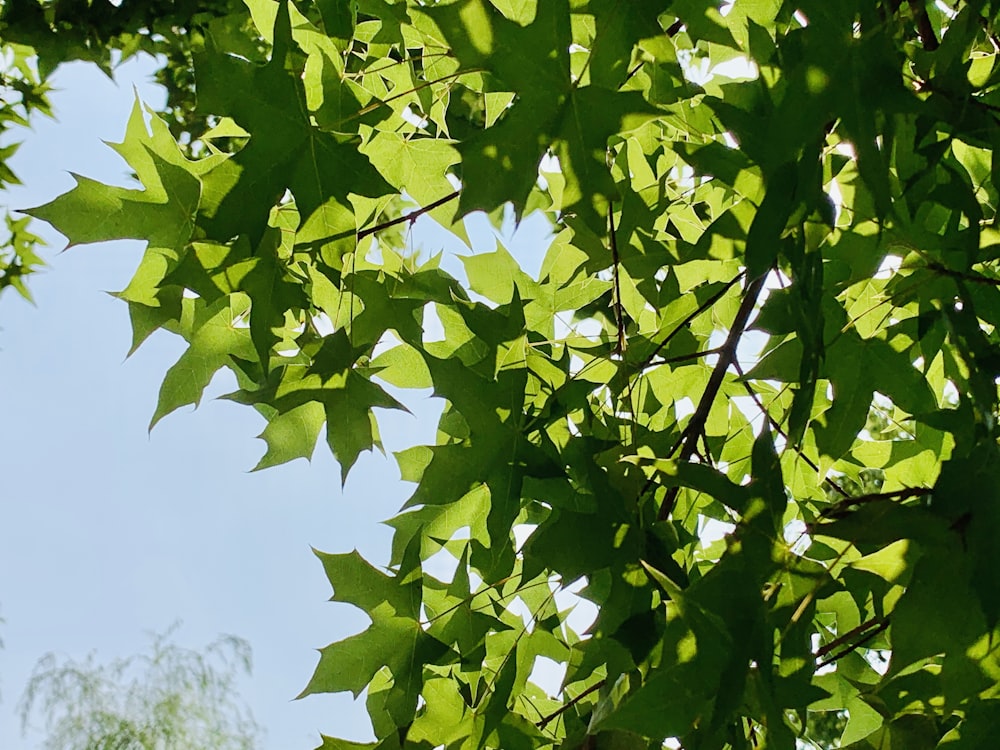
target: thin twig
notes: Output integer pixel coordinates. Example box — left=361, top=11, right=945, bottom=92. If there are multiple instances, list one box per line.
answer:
left=977, top=13, right=1000, bottom=52
left=608, top=204, right=626, bottom=355
left=623, top=60, right=645, bottom=85
left=338, top=69, right=482, bottom=125
left=817, top=486, right=931, bottom=520
left=636, top=272, right=744, bottom=373
left=655, top=272, right=767, bottom=521
left=476, top=588, right=558, bottom=712
left=815, top=616, right=888, bottom=659
left=657, top=346, right=722, bottom=366
left=621, top=19, right=683, bottom=86
left=345, top=50, right=452, bottom=79
left=536, top=679, right=606, bottom=729
left=357, top=190, right=460, bottom=241
left=816, top=619, right=890, bottom=668
left=732, top=359, right=849, bottom=499
left=925, top=261, right=1000, bottom=286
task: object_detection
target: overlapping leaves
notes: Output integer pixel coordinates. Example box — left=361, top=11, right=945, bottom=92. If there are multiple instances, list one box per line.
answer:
left=28, top=0, right=1000, bottom=748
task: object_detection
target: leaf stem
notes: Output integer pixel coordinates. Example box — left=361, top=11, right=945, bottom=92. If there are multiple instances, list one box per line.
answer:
left=535, top=679, right=606, bottom=730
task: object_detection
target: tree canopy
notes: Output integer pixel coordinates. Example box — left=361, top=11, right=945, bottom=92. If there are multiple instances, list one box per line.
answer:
left=17, top=0, right=1000, bottom=748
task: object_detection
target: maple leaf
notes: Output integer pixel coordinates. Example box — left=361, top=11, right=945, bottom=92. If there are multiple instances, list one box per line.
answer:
left=417, top=0, right=659, bottom=233
left=227, top=329, right=407, bottom=481
left=150, top=295, right=256, bottom=429
left=28, top=101, right=202, bottom=255
left=194, top=0, right=391, bottom=247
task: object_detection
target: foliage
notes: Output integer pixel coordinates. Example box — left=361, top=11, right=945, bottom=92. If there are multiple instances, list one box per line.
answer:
left=18, top=624, right=262, bottom=750
left=24, top=0, right=1000, bottom=747
left=0, top=0, right=247, bottom=302
left=0, top=40, right=50, bottom=301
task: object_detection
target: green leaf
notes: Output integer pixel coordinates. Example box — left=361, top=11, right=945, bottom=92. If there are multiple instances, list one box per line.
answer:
left=461, top=242, right=538, bottom=305
left=241, top=232, right=309, bottom=371
left=150, top=296, right=256, bottom=429
left=29, top=153, right=198, bottom=253
left=252, top=401, right=325, bottom=470
left=889, top=549, right=986, bottom=676
left=229, top=330, right=409, bottom=479
left=313, top=548, right=421, bottom=620
left=744, top=163, right=796, bottom=277
left=416, top=0, right=572, bottom=218
left=300, top=615, right=447, bottom=698
left=359, top=130, right=461, bottom=230
left=369, top=342, right=433, bottom=388
left=939, top=700, right=1000, bottom=749
left=194, top=0, right=390, bottom=246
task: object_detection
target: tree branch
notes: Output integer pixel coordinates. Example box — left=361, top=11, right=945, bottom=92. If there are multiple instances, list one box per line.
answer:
left=655, top=272, right=767, bottom=521
left=665, top=19, right=684, bottom=36
left=816, top=617, right=889, bottom=668
left=815, top=616, right=888, bottom=659
left=817, top=486, right=931, bottom=520
left=907, top=0, right=939, bottom=50
left=357, top=190, right=461, bottom=241
left=636, top=272, right=744, bottom=373
left=608, top=204, right=626, bottom=355
left=535, top=679, right=606, bottom=730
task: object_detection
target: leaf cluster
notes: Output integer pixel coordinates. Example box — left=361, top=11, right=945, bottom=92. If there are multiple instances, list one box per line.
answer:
left=0, top=0, right=252, bottom=304
left=25, top=0, right=1000, bottom=748
left=0, top=40, right=50, bottom=303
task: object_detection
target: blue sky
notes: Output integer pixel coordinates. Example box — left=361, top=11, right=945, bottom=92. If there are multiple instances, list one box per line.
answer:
left=0, top=54, right=552, bottom=748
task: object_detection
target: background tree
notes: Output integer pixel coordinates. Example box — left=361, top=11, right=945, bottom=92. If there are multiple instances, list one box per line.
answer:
left=21, top=0, right=1000, bottom=748
left=18, top=624, right=262, bottom=750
